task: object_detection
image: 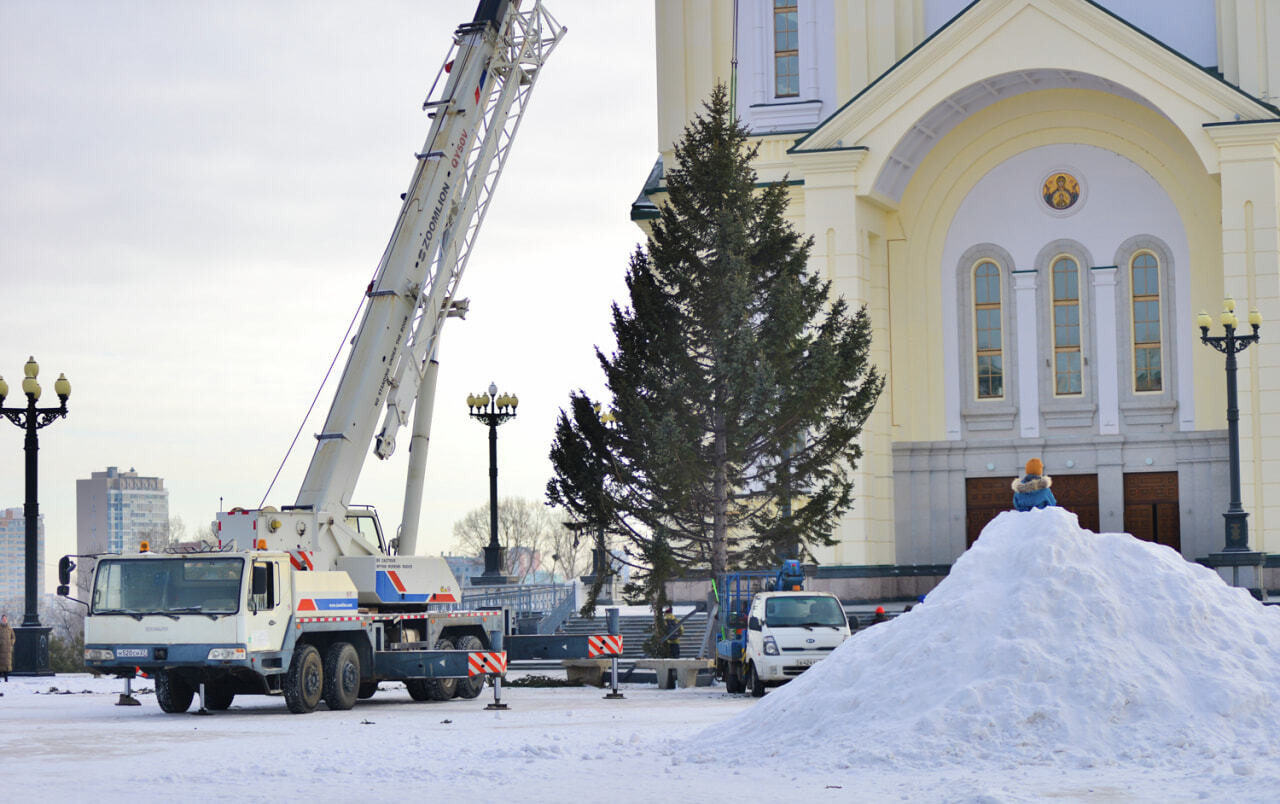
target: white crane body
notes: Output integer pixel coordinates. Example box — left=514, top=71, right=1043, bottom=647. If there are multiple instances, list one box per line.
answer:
left=65, top=2, right=622, bottom=716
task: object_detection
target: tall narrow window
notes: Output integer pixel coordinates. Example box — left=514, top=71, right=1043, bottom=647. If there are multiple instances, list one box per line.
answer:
left=1132, top=252, right=1162, bottom=392
left=1052, top=256, right=1082, bottom=395
left=774, top=1, right=799, bottom=98
left=974, top=261, right=1003, bottom=399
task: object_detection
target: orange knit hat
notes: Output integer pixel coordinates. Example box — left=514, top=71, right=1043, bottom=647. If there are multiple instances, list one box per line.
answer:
left=1025, top=458, right=1043, bottom=476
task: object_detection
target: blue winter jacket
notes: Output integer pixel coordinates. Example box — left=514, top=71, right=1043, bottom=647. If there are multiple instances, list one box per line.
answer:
left=1012, top=474, right=1057, bottom=511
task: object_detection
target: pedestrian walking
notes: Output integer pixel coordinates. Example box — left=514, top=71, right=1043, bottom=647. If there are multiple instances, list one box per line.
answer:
left=0, top=613, right=15, bottom=682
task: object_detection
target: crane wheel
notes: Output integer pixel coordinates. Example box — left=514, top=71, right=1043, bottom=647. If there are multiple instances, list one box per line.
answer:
left=284, top=644, right=324, bottom=714
left=722, top=661, right=743, bottom=694
left=453, top=635, right=486, bottom=699
left=322, top=642, right=360, bottom=711
left=156, top=669, right=194, bottom=714
left=424, top=638, right=457, bottom=700
left=203, top=681, right=235, bottom=710
left=405, top=679, right=431, bottom=701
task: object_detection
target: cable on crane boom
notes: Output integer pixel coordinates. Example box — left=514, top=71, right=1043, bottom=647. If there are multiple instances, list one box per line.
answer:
left=257, top=287, right=370, bottom=509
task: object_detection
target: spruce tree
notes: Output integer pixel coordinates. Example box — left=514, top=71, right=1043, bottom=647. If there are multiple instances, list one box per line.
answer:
left=548, top=84, right=882, bottom=591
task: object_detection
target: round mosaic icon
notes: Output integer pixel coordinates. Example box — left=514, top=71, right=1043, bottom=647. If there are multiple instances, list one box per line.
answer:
left=1041, top=171, right=1081, bottom=211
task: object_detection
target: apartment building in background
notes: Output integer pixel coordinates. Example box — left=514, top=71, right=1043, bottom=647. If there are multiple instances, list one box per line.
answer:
left=76, top=467, right=169, bottom=592
left=0, top=506, right=44, bottom=611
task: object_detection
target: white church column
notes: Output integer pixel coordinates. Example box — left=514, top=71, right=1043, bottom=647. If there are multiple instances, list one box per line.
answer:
left=1091, top=266, right=1120, bottom=435
left=801, top=1, right=820, bottom=100
left=1206, top=122, right=1280, bottom=555
left=792, top=148, right=895, bottom=565
left=750, top=1, right=767, bottom=105
left=1013, top=269, right=1040, bottom=438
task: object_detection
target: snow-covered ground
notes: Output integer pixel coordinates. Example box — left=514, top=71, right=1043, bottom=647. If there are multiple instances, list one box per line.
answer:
left=4, top=508, right=1280, bottom=802
left=2, top=672, right=1270, bottom=803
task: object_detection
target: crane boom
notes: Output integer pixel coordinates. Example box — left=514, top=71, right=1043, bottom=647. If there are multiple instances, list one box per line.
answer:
left=293, top=0, right=564, bottom=523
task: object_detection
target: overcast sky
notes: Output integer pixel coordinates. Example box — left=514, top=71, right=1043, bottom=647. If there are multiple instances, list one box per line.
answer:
left=0, top=0, right=657, bottom=587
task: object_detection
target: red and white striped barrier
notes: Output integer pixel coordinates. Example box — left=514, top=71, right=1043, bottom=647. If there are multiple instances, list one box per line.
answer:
left=468, top=651, right=507, bottom=676
left=587, top=634, right=623, bottom=657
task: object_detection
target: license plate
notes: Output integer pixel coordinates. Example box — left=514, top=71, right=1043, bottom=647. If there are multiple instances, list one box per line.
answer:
left=795, top=657, right=817, bottom=666
left=116, top=648, right=149, bottom=658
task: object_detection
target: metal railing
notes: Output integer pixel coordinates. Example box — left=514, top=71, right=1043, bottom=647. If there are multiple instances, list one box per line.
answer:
left=537, top=587, right=580, bottom=635
left=461, top=582, right=574, bottom=619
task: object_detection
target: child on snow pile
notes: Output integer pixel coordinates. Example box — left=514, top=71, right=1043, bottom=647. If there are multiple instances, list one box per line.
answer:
left=1012, top=458, right=1057, bottom=511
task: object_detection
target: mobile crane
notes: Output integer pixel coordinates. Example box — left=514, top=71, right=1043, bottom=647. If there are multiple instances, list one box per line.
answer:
left=62, top=0, right=621, bottom=714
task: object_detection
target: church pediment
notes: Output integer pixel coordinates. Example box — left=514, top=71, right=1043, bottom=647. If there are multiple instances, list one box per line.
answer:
left=789, top=0, right=1280, bottom=201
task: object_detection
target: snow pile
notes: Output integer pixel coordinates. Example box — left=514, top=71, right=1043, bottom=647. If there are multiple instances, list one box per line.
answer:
left=701, top=507, right=1280, bottom=769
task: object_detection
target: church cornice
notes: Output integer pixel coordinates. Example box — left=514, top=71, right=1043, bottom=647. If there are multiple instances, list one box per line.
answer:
left=790, top=0, right=1280, bottom=157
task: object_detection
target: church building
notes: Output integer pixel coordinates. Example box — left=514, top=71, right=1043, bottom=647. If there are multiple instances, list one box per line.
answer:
left=635, top=0, right=1280, bottom=569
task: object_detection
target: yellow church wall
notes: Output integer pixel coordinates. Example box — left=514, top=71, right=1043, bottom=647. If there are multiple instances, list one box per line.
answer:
left=881, top=89, right=1224, bottom=444
left=1217, top=0, right=1280, bottom=103
left=831, top=0, right=924, bottom=103
left=654, top=1, right=735, bottom=161
left=655, top=0, right=927, bottom=159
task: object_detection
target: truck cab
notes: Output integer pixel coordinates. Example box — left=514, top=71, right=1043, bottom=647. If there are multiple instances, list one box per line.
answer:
left=714, top=563, right=851, bottom=697
left=740, top=590, right=849, bottom=695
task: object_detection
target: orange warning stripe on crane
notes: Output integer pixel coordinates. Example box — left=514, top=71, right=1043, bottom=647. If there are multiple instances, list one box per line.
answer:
left=372, top=610, right=489, bottom=622
left=295, top=615, right=365, bottom=626
left=587, top=634, right=623, bottom=657
left=467, top=651, right=507, bottom=676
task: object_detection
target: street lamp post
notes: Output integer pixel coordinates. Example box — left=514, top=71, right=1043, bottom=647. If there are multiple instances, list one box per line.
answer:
left=1197, top=299, right=1261, bottom=553
left=0, top=357, right=71, bottom=675
left=581, top=407, right=615, bottom=603
left=467, top=382, right=517, bottom=585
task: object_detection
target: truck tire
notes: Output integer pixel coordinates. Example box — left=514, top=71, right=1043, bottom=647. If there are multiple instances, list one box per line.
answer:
left=357, top=682, right=378, bottom=700
left=405, top=679, right=431, bottom=701
left=424, top=638, right=457, bottom=701
left=453, top=635, right=486, bottom=699
left=284, top=643, right=324, bottom=714
left=724, top=661, right=743, bottom=694
left=156, top=669, right=194, bottom=714
left=203, top=681, right=235, bottom=711
left=322, top=642, right=360, bottom=711
left=746, top=663, right=765, bottom=698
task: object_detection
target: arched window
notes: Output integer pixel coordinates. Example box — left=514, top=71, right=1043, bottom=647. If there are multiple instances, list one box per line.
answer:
left=1131, top=252, right=1162, bottom=392
left=773, top=1, right=799, bottom=98
left=973, top=261, right=1003, bottom=399
left=1052, top=256, right=1082, bottom=395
